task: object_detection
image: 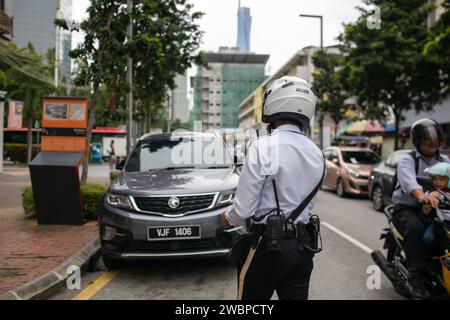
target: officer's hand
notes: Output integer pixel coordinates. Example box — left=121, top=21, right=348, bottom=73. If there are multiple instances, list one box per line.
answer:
left=220, top=212, right=231, bottom=228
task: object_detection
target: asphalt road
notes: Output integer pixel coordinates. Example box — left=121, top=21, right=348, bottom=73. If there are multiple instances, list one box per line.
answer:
left=50, top=188, right=404, bottom=300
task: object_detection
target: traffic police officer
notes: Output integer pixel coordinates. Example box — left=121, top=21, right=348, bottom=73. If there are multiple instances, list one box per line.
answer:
left=391, top=118, right=449, bottom=299
left=220, top=76, right=325, bottom=300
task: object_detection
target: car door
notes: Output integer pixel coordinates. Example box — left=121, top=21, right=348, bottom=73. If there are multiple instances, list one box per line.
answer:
left=323, top=149, right=332, bottom=187
left=326, top=148, right=341, bottom=189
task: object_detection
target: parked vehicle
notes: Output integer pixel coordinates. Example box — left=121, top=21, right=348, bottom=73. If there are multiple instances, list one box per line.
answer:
left=368, top=149, right=412, bottom=211
left=99, top=131, right=243, bottom=269
left=322, top=146, right=381, bottom=197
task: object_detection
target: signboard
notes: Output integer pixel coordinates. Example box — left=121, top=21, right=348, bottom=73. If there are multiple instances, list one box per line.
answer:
left=41, top=97, right=88, bottom=154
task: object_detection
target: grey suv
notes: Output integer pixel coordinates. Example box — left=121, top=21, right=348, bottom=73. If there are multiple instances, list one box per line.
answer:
left=99, top=131, right=243, bottom=269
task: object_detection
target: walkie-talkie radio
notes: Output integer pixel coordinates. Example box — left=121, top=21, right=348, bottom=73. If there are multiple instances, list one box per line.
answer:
left=266, top=213, right=284, bottom=253
left=266, top=180, right=284, bottom=253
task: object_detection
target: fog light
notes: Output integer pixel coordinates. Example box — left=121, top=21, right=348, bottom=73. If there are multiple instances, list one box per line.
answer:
left=103, top=225, right=118, bottom=241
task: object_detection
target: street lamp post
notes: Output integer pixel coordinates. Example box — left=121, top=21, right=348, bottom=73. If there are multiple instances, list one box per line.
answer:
left=126, top=0, right=134, bottom=156
left=299, top=14, right=324, bottom=149
left=299, top=14, right=323, bottom=49
left=0, top=91, right=7, bottom=174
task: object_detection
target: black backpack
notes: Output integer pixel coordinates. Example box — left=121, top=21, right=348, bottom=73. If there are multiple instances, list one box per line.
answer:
left=390, top=150, right=443, bottom=197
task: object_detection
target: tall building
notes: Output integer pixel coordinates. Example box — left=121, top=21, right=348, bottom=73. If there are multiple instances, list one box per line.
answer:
left=0, top=0, right=14, bottom=43
left=12, top=0, right=72, bottom=83
left=190, top=47, right=268, bottom=130
left=236, top=1, right=251, bottom=52
left=171, top=73, right=190, bottom=123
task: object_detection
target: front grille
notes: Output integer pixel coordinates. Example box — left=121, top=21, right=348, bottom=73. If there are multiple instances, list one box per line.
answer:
left=132, top=194, right=216, bottom=215
left=129, top=238, right=222, bottom=252
left=360, top=185, right=369, bottom=192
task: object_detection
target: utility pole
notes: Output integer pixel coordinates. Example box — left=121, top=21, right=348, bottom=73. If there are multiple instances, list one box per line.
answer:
left=126, top=0, right=134, bottom=155
left=0, top=91, right=7, bottom=174
left=167, top=92, right=172, bottom=133
left=55, top=7, right=60, bottom=88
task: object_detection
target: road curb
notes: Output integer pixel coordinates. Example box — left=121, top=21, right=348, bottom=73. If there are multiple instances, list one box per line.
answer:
left=0, top=236, right=100, bottom=300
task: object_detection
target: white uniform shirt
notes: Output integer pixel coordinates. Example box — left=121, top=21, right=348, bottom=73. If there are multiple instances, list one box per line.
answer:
left=225, top=124, right=325, bottom=226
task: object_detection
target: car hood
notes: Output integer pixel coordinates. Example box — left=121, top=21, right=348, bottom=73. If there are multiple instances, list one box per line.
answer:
left=345, top=163, right=374, bottom=177
left=110, top=167, right=239, bottom=195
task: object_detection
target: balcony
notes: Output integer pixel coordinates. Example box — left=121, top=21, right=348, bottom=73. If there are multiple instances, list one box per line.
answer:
left=0, top=11, right=13, bottom=38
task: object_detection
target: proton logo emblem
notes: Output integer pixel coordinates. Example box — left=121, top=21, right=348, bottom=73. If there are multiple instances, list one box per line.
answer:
left=168, top=197, right=180, bottom=209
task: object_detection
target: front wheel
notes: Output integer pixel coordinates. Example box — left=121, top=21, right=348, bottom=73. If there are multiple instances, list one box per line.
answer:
left=336, top=179, right=346, bottom=198
left=102, top=255, right=123, bottom=270
left=372, top=185, right=384, bottom=212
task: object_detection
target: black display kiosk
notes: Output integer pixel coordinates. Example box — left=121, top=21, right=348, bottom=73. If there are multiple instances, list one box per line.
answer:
left=29, top=152, right=85, bottom=225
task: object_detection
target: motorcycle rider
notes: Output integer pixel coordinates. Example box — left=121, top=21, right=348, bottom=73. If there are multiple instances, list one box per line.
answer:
left=391, top=118, right=450, bottom=299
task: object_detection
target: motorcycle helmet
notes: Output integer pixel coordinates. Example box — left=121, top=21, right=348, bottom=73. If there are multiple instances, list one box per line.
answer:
left=425, top=162, right=450, bottom=189
left=410, top=118, right=444, bottom=152
left=262, top=76, right=317, bottom=129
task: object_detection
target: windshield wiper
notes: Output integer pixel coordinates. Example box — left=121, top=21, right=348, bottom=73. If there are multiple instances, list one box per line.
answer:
left=205, top=165, right=232, bottom=169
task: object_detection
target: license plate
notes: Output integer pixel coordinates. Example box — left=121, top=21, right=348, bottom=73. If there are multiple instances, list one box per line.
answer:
left=147, top=225, right=201, bottom=241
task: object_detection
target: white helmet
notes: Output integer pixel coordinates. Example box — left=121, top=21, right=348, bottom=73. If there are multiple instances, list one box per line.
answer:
left=262, top=76, right=317, bottom=128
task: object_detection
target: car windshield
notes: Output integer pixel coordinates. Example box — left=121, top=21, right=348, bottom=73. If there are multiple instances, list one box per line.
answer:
left=125, top=136, right=233, bottom=172
left=341, top=151, right=380, bottom=165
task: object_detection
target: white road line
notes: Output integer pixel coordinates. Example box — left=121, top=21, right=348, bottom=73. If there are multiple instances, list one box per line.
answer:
left=321, top=221, right=373, bottom=254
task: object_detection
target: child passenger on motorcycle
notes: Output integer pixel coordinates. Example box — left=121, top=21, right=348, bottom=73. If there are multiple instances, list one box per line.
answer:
left=421, top=162, right=450, bottom=256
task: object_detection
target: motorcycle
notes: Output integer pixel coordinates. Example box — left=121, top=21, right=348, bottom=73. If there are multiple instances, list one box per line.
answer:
left=371, top=188, right=450, bottom=299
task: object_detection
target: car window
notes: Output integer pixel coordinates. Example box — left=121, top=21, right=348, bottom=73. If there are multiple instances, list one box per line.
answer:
left=341, top=151, right=380, bottom=165
left=125, top=136, right=232, bottom=172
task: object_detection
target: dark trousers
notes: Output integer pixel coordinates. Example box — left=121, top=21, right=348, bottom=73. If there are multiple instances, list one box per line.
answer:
left=392, top=205, right=433, bottom=271
left=237, top=235, right=314, bottom=300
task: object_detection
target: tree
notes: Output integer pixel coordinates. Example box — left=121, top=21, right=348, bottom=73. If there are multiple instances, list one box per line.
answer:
left=424, top=0, right=450, bottom=96
left=312, top=49, right=349, bottom=137
left=339, top=0, right=443, bottom=150
left=57, top=0, right=203, bottom=184
left=2, top=44, right=57, bottom=163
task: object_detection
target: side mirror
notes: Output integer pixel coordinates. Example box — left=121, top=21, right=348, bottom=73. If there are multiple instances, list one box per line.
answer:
left=332, top=158, right=339, bottom=166
left=115, top=158, right=126, bottom=171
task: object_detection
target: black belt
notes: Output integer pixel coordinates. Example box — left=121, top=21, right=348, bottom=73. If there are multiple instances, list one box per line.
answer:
left=250, top=223, right=303, bottom=240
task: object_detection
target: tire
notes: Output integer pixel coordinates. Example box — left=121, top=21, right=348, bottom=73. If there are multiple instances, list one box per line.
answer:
left=372, top=185, right=384, bottom=212
left=102, top=255, right=123, bottom=270
left=336, top=179, right=346, bottom=198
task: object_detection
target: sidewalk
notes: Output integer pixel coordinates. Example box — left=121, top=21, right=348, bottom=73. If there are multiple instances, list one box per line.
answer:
left=0, top=165, right=109, bottom=299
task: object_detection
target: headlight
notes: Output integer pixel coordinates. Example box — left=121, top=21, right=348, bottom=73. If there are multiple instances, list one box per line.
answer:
left=105, top=192, right=133, bottom=210
left=216, top=191, right=235, bottom=206
left=348, top=169, right=360, bottom=179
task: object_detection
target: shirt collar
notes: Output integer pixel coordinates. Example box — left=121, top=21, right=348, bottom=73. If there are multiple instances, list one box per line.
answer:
left=415, top=150, right=440, bottom=161
left=277, top=124, right=301, bottom=133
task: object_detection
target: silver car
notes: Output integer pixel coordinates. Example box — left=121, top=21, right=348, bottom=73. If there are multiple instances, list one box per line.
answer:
left=99, top=131, right=244, bottom=269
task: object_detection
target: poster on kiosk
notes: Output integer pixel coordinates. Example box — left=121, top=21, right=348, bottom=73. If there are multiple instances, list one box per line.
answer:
left=29, top=97, right=89, bottom=225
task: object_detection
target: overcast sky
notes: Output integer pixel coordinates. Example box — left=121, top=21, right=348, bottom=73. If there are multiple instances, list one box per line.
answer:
left=72, top=0, right=365, bottom=76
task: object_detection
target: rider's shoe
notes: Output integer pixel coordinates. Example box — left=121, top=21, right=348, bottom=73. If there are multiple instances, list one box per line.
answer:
left=407, top=273, right=430, bottom=300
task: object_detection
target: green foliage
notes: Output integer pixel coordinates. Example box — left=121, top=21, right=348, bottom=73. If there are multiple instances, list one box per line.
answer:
left=339, top=0, right=443, bottom=149
left=4, top=143, right=38, bottom=163
left=424, top=0, right=450, bottom=95
left=80, top=184, right=108, bottom=219
left=109, top=170, right=121, bottom=182
left=21, top=184, right=108, bottom=219
left=312, top=49, right=349, bottom=135
left=22, top=186, right=35, bottom=215
left=56, top=0, right=203, bottom=182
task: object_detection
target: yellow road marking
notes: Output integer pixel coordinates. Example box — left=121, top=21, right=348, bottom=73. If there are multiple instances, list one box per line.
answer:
left=71, top=271, right=119, bottom=300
